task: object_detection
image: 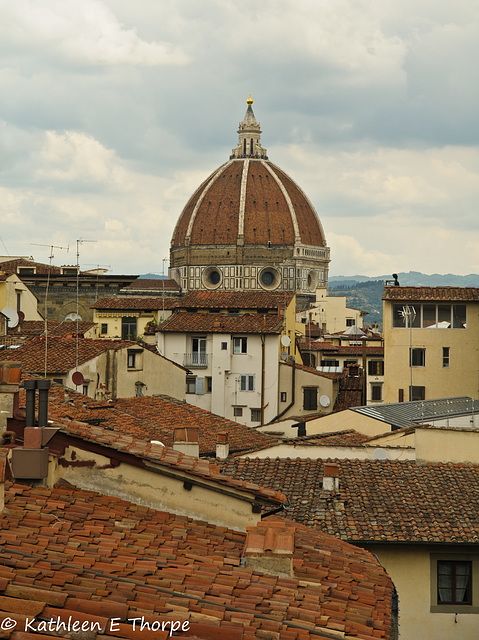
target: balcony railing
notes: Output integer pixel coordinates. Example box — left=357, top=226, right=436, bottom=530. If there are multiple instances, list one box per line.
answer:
left=183, top=353, right=209, bottom=368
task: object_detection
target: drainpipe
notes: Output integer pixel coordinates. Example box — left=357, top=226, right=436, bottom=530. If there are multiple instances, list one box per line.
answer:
left=270, top=358, right=295, bottom=423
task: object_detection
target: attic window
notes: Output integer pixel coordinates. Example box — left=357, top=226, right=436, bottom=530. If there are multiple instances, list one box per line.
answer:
left=18, top=267, right=35, bottom=275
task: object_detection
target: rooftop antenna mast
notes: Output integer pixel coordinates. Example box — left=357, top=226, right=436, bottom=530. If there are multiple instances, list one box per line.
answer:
left=75, top=239, right=97, bottom=376
left=30, top=242, right=69, bottom=376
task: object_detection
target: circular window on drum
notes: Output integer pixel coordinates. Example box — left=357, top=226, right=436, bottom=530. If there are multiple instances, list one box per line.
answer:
left=202, top=266, right=222, bottom=289
left=307, top=270, right=318, bottom=292
left=258, top=267, right=280, bottom=290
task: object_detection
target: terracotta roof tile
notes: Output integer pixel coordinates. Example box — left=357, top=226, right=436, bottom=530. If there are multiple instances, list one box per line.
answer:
left=0, top=338, right=143, bottom=374
left=0, top=482, right=394, bottom=639
left=158, top=312, right=284, bottom=334
left=220, top=458, right=479, bottom=543
left=174, top=290, right=294, bottom=310
left=383, top=286, right=479, bottom=301
left=7, top=322, right=96, bottom=339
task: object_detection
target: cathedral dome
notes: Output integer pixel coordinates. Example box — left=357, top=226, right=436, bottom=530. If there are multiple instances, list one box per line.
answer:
left=170, top=96, right=330, bottom=296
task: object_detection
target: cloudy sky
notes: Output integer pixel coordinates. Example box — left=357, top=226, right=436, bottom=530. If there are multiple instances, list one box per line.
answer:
left=1, top=0, right=479, bottom=277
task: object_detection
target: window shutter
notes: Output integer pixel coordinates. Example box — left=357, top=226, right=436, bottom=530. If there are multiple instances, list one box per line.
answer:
left=196, top=377, right=205, bottom=395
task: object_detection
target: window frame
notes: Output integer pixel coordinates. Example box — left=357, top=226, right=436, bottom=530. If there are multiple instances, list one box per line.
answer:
left=239, top=374, right=255, bottom=392
left=250, top=408, right=261, bottom=422
left=371, top=384, right=382, bottom=402
left=443, top=346, right=450, bottom=368
left=409, top=385, right=425, bottom=401
left=233, top=336, right=248, bottom=354
left=431, top=555, right=479, bottom=613
left=303, top=387, right=318, bottom=411
left=409, top=348, right=426, bottom=367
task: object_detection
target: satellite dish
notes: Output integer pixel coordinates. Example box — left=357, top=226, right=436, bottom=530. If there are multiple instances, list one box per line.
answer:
left=2, top=307, right=19, bottom=328
left=65, top=313, right=82, bottom=322
left=151, top=440, right=165, bottom=447
left=372, top=448, right=389, bottom=461
left=281, top=335, right=291, bottom=347
left=320, top=395, right=331, bottom=408
left=72, top=371, right=84, bottom=386
left=281, top=352, right=288, bottom=361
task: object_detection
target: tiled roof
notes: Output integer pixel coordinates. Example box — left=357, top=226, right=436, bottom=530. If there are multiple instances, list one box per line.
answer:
left=351, top=396, right=479, bottom=430
left=53, top=419, right=285, bottom=505
left=334, top=374, right=363, bottom=412
left=0, top=337, right=138, bottom=374
left=220, top=458, right=479, bottom=543
left=383, top=286, right=479, bottom=301
left=92, top=297, right=178, bottom=310
left=157, top=312, right=284, bottom=334
left=282, top=360, right=343, bottom=380
left=231, top=430, right=370, bottom=456
left=122, top=278, right=181, bottom=291
left=0, top=258, right=62, bottom=275
left=18, top=382, right=277, bottom=456
left=298, top=340, right=384, bottom=356
left=174, top=290, right=294, bottom=309
left=0, top=482, right=394, bottom=639
left=8, top=320, right=96, bottom=338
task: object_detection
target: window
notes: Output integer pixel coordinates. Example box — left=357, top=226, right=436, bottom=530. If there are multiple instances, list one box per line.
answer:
left=233, top=407, right=243, bottom=417
left=186, top=376, right=196, bottom=394
left=392, top=303, right=466, bottom=329
left=431, top=555, right=478, bottom=612
left=280, top=391, right=287, bottom=402
left=409, top=386, right=425, bottom=401
left=82, top=384, right=89, bottom=396
left=410, top=348, right=425, bottom=367
left=368, top=360, right=384, bottom=376
left=233, top=337, right=247, bottom=354
left=303, top=387, right=318, bottom=411
left=205, top=376, right=212, bottom=393
left=240, top=374, right=255, bottom=391
left=437, top=561, right=472, bottom=605
left=191, top=336, right=207, bottom=366
left=221, top=341, right=228, bottom=350
left=251, top=408, right=261, bottom=422
left=346, top=318, right=355, bottom=327
left=122, top=316, right=137, bottom=340
left=321, top=359, right=340, bottom=367
left=127, top=349, right=142, bottom=369
left=371, top=384, right=382, bottom=401
left=344, top=359, right=358, bottom=367
left=101, top=323, right=108, bottom=335
left=16, top=292, right=21, bottom=313
left=443, top=347, right=450, bottom=368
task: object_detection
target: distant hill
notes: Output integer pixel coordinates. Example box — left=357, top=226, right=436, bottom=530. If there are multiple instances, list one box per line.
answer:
left=328, top=272, right=479, bottom=326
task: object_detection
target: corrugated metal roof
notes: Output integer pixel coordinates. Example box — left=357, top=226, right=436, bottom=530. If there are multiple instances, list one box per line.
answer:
left=351, top=396, right=479, bottom=429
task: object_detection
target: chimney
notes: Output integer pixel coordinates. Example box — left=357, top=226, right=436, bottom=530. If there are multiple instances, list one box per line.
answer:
left=322, top=463, right=340, bottom=492
left=0, top=362, right=21, bottom=432
left=216, top=432, right=229, bottom=459
left=173, top=427, right=200, bottom=458
left=243, top=521, right=295, bottom=577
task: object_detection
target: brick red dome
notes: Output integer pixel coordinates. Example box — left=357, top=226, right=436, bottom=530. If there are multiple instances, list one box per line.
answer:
left=171, top=158, right=327, bottom=249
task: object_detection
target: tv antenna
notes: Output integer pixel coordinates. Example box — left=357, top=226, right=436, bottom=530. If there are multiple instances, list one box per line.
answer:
left=75, top=239, right=97, bottom=375
left=30, top=242, right=69, bottom=376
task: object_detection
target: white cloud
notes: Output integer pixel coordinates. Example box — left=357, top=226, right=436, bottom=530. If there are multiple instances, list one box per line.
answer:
left=0, top=0, right=189, bottom=66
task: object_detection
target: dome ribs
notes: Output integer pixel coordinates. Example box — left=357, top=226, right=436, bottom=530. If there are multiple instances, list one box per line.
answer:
left=243, top=161, right=295, bottom=245
left=189, top=165, right=242, bottom=245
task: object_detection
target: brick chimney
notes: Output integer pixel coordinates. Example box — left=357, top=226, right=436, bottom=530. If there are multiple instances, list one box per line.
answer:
left=173, top=427, right=200, bottom=458
left=216, top=432, right=229, bottom=459
left=243, top=521, right=295, bottom=577
left=322, top=463, right=340, bottom=492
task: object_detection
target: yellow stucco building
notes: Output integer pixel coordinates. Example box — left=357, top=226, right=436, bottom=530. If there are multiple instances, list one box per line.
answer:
left=383, top=286, right=479, bottom=403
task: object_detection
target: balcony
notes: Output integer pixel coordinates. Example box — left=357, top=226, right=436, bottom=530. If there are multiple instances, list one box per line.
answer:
left=183, top=353, right=209, bottom=369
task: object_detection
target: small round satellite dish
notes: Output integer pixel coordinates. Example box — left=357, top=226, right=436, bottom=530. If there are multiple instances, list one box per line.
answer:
left=17, top=310, right=25, bottom=322
left=65, top=312, right=82, bottom=322
left=2, top=307, right=19, bottom=328
left=319, top=395, right=331, bottom=408
left=372, top=448, right=389, bottom=461
left=280, top=335, right=291, bottom=347
left=151, top=440, right=165, bottom=447
left=72, top=371, right=84, bottom=386
left=281, top=352, right=288, bottom=361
